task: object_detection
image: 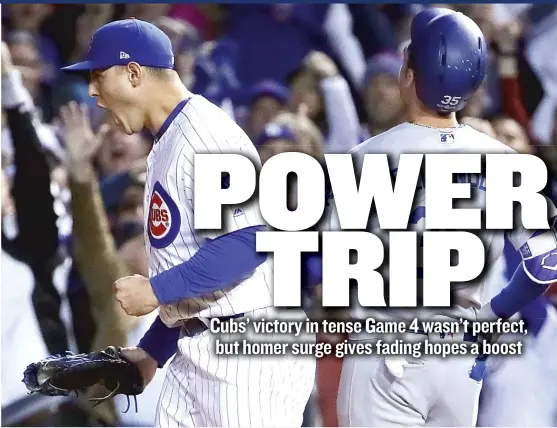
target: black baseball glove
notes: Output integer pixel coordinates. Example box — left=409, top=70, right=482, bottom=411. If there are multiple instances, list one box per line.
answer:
left=22, top=346, right=144, bottom=412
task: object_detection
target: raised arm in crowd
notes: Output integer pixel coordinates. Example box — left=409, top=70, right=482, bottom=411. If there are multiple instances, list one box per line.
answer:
left=1, top=42, right=69, bottom=355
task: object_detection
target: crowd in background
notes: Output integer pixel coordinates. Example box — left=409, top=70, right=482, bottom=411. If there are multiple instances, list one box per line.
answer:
left=1, top=3, right=557, bottom=426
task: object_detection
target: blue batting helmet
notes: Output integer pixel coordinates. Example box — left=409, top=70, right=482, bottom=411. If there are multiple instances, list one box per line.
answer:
left=407, top=8, right=487, bottom=113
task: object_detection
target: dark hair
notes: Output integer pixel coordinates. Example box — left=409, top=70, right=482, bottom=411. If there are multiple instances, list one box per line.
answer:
left=144, top=66, right=174, bottom=80
left=406, top=44, right=416, bottom=71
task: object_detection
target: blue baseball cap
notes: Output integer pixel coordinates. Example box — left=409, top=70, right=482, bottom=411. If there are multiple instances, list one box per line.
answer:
left=247, top=80, right=290, bottom=106
left=363, top=52, right=403, bottom=88
left=61, top=19, right=174, bottom=73
left=254, top=122, right=297, bottom=148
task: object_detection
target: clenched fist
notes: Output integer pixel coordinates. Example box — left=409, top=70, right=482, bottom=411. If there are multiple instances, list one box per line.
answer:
left=114, top=274, right=159, bottom=316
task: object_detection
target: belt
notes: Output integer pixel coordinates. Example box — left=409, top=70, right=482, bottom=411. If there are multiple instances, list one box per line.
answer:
left=180, top=313, right=244, bottom=338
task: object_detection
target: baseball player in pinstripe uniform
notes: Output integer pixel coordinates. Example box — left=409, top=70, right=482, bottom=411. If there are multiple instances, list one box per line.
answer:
left=61, top=19, right=316, bottom=427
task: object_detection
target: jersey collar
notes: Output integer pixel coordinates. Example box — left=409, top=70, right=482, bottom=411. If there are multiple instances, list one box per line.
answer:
left=154, top=98, right=191, bottom=143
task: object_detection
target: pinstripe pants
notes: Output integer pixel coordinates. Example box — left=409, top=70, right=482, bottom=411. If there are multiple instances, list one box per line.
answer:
left=155, top=308, right=316, bottom=427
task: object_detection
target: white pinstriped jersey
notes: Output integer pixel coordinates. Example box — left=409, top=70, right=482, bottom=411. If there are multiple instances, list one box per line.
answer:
left=147, top=97, right=315, bottom=428
left=156, top=306, right=316, bottom=427
left=144, top=95, right=273, bottom=327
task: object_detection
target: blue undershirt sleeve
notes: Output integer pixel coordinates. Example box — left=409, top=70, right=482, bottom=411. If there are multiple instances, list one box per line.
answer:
left=519, top=295, right=549, bottom=337
left=137, top=316, right=181, bottom=368
left=150, top=225, right=267, bottom=305
left=490, top=262, right=552, bottom=319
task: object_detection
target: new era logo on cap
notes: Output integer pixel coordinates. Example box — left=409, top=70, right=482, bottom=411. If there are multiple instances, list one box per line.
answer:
left=120, top=51, right=130, bottom=59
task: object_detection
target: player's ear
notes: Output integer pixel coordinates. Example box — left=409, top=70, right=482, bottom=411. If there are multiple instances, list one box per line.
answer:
left=398, top=65, right=407, bottom=90
left=399, top=47, right=415, bottom=90
left=406, top=67, right=415, bottom=87
left=127, top=62, right=142, bottom=87
left=399, top=60, right=414, bottom=91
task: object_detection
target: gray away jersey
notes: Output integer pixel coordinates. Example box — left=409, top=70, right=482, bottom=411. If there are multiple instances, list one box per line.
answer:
left=326, top=122, right=555, bottom=321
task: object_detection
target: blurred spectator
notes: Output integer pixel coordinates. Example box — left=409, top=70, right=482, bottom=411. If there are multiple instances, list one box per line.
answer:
left=94, top=126, right=152, bottom=180
left=224, top=5, right=366, bottom=89
left=168, top=5, right=222, bottom=40
left=191, top=39, right=241, bottom=118
left=347, top=5, right=401, bottom=59
left=459, top=83, right=489, bottom=119
left=288, top=51, right=360, bottom=153
left=384, top=5, right=422, bottom=47
left=460, top=117, right=497, bottom=138
left=537, top=107, right=557, bottom=202
left=51, top=5, right=113, bottom=129
left=254, top=111, right=324, bottom=213
left=4, top=4, right=59, bottom=85
left=271, top=110, right=325, bottom=161
left=1, top=42, right=72, bottom=358
left=461, top=5, right=497, bottom=42
left=321, top=4, right=367, bottom=87
left=1, top=159, right=49, bottom=410
left=244, top=80, right=289, bottom=140
left=458, top=4, right=500, bottom=115
left=155, top=16, right=197, bottom=52
left=5, top=31, right=41, bottom=100
left=525, top=10, right=557, bottom=144
left=491, top=115, right=532, bottom=154
left=154, top=16, right=200, bottom=87
left=71, top=5, right=115, bottom=64
left=361, top=52, right=406, bottom=138
left=552, top=107, right=557, bottom=145
left=255, top=122, right=300, bottom=164
left=124, top=3, right=171, bottom=23
left=59, top=102, right=165, bottom=425
left=490, top=18, right=534, bottom=137
left=288, top=54, right=331, bottom=129
left=5, top=30, right=51, bottom=120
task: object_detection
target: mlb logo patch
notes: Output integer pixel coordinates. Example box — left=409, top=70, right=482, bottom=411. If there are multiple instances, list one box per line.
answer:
left=440, top=133, right=455, bottom=143
left=148, top=182, right=181, bottom=249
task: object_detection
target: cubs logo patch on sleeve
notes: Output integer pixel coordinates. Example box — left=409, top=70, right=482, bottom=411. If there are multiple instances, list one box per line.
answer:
left=148, top=181, right=181, bottom=249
